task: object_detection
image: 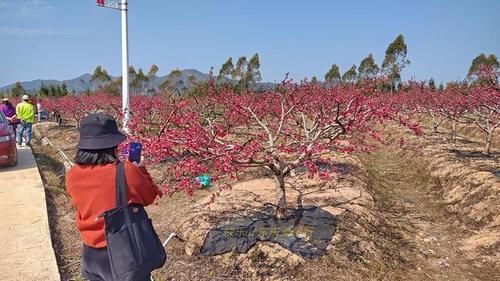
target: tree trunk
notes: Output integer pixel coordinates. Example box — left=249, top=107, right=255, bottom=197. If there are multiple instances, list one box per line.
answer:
left=483, top=131, right=493, bottom=155
left=274, top=174, right=286, bottom=219
left=451, top=120, right=457, bottom=141
left=433, top=123, right=439, bottom=133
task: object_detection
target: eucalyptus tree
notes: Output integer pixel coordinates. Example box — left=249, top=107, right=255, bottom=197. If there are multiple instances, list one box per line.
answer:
left=324, top=64, right=341, bottom=84
left=382, top=34, right=410, bottom=91
left=358, top=54, right=379, bottom=80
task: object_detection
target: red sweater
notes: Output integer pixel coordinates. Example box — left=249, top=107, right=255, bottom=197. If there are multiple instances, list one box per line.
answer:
left=66, top=161, right=161, bottom=248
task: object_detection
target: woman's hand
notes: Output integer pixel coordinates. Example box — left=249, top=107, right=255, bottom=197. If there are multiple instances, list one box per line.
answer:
left=130, top=160, right=163, bottom=197
left=131, top=161, right=145, bottom=168
left=129, top=155, right=145, bottom=167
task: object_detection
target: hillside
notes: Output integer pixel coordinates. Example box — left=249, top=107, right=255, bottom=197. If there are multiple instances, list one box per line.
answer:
left=0, top=69, right=210, bottom=93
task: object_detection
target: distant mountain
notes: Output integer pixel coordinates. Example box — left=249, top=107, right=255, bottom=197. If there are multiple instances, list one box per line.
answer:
left=254, top=82, right=277, bottom=91
left=0, top=68, right=275, bottom=94
left=159, top=69, right=210, bottom=84
left=64, top=73, right=93, bottom=92
left=0, top=69, right=210, bottom=93
left=0, top=78, right=61, bottom=92
left=0, top=73, right=93, bottom=93
left=155, top=69, right=210, bottom=91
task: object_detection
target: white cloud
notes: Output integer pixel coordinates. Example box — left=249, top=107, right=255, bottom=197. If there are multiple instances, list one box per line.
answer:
left=20, top=0, right=58, bottom=16
left=0, top=26, right=85, bottom=36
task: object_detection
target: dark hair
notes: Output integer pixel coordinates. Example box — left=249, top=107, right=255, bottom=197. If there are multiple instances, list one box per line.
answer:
left=74, top=147, right=118, bottom=165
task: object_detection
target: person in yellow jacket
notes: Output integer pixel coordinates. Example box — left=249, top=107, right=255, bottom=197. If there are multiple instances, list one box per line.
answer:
left=16, top=95, right=35, bottom=146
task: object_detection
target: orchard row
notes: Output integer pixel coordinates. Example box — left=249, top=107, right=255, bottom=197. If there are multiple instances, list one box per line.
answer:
left=41, top=80, right=499, bottom=215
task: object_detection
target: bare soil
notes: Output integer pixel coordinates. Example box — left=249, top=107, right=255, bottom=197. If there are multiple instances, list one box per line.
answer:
left=31, top=130, right=83, bottom=281
left=390, top=120, right=499, bottom=259
left=359, top=147, right=499, bottom=280
left=32, top=121, right=499, bottom=281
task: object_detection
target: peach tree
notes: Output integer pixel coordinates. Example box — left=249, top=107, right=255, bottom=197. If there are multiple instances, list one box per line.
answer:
left=130, top=82, right=396, bottom=219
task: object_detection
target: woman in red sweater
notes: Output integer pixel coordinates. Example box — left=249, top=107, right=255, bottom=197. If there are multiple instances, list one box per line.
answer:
left=66, top=113, right=162, bottom=281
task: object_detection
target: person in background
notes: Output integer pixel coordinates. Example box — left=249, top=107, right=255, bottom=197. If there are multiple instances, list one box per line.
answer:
left=15, top=94, right=35, bottom=146
left=1, top=98, right=19, bottom=136
left=36, top=100, right=42, bottom=122
left=66, top=113, right=162, bottom=281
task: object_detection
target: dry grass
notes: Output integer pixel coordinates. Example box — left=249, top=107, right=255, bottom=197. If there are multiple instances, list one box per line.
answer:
left=32, top=139, right=83, bottom=281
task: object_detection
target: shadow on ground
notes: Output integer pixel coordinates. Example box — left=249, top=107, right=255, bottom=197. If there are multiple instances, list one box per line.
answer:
left=201, top=205, right=338, bottom=260
left=449, top=148, right=499, bottom=160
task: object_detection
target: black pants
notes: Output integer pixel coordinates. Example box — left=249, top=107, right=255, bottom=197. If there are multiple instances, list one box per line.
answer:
left=81, top=244, right=151, bottom=281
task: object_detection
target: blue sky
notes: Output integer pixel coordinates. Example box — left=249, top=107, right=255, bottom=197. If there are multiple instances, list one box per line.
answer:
left=0, top=0, right=499, bottom=86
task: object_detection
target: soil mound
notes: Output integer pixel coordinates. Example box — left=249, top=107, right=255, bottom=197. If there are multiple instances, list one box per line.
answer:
left=176, top=155, right=395, bottom=275
left=390, top=121, right=500, bottom=261
left=425, top=147, right=499, bottom=257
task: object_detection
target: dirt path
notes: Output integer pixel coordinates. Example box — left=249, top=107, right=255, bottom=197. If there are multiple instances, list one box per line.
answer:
left=364, top=147, right=499, bottom=281
left=0, top=147, right=60, bottom=281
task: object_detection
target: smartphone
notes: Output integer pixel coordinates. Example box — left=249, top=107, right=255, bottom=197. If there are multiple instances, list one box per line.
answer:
left=129, top=142, right=142, bottom=163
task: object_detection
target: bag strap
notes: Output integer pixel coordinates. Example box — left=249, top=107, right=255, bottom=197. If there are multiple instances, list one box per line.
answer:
left=115, top=161, right=128, bottom=208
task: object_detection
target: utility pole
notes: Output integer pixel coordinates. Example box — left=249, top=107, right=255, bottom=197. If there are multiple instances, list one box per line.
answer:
left=96, top=0, right=130, bottom=133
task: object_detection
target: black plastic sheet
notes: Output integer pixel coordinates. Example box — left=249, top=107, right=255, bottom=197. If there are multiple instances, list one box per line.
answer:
left=200, top=206, right=338, bottom=260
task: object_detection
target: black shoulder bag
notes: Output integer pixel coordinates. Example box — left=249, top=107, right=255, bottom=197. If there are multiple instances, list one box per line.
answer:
left=103, top=161, right=166, bottom=281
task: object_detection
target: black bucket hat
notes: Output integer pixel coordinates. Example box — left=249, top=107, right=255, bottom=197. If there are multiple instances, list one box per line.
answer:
left=77, top=113, right=127, bottom=149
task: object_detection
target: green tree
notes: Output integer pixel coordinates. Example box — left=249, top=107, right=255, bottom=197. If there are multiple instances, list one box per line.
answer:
left=311, top=76, right=318, bottom=84
left=128, top=66, right=137, bottom=93
left=185, top=68, right=213, bottom=98
left=438, top=83, right=444, bottom=91
left=428, top=78, right=436, bottom=90
left=245, top=53, right=262, bottom=87
left=218, top=57, right=234, bottom=81
left=60, top=83, right=69, bottom=96
left=176, top=79, right=186, bottom=94
left=358, top=53, right=379, bottom=80
left=131, top=68, right=148, bottom=94
left=159, top=69, right=183, bottom=95
left=169, top=69, right=182, bottom=80
left=382, top=34, right=410, bottom=91
left=187, top=74, right=197, bottom=87
left=56, top=85, right=63, bottom=96
left=218, top=54, right=262, bottom=90
left=48, top=85, right=56, bottom=97
left=324, top=64, right=341, bottom=84
left=397, top=81, right=406, bottom=91
left=102, top=78, right=122, bottom=96
left=158, top=79, right=170, bottom=92
left=91, top=66, right=112, bottom=90
left=128, top=65, right=137, bottom=77
left=232, top=56, right=247, bottom=81
left=10, top=82, right=25, bottom=97
left=467, top=53, right=499, bottom=86
left=39, top=83, right=50, bottom=97
left=147, top=64, right=159, bottom=92
left=342, top=65, right=358, bottom=83
left=232, top=56, right=248, bottom=91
